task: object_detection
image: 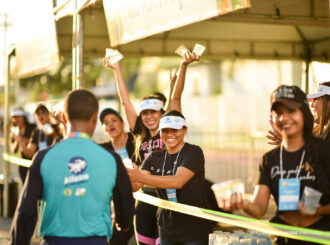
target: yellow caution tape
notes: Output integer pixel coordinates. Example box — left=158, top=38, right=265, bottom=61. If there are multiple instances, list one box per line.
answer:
left=3, top=153, right=32, bottom=167
left=133, top=192, right=330, bottom=244
left=3, top=152, right=330, bottom=244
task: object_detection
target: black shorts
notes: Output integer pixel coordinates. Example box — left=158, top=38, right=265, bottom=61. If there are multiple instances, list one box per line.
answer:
left=42, top=236, right=108, bottom=245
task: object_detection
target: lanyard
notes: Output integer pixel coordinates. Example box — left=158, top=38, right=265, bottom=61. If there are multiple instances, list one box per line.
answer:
left=148, top=139, right=153, bottom=153
left=38, top=129, right=48, bottom=143
left=68, top=131, right=90, bottom=139
left=280, top=145, right=305, bottom=179
left=161, top=143, right=185, bottom=176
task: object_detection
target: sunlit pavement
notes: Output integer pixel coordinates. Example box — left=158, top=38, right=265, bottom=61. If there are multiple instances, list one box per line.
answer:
left=0, top=217, right=40, bottom=244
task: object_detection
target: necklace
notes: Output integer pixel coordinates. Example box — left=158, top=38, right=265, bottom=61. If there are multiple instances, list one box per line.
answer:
left=112, top=133, right=128, bottom=150
left=161, top=143, right=185, bottom=176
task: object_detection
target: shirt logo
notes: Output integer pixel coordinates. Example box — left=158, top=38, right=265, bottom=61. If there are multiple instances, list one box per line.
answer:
left=63, top=188, right=72, bottom=196
left=64, top=157, right=89, bottom=186
left=68, top=157, right=87, bottom=175
left=75, top=188, right=86, bottom=196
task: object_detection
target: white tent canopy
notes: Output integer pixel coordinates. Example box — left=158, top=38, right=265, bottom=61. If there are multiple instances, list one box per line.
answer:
left=55, top=0, right=330, bottom=61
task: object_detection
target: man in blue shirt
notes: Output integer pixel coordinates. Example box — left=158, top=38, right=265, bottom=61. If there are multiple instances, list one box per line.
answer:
left=10, top=89, right=135, bottom=245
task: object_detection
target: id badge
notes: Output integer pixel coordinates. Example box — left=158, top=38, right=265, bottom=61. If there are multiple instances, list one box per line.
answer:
left=166, top=189, right=177, bottom=202
left=38, top=141, right=47, bottom=150
left=278, top=178, right=300, bottom=211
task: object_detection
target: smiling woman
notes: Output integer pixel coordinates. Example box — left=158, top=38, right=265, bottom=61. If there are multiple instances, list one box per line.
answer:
left=218, top=85, right=330, bottom=245
left=307, top=82, right=330, bottom=143
left=126, top=110, right=212, bottom=245
left=98, top=107, right=136, bottom=245
left=103, top=48, right=201, bottom=245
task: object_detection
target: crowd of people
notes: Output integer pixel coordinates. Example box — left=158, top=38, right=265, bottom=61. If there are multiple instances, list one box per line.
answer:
left=6, top=50, right=330, bottom=245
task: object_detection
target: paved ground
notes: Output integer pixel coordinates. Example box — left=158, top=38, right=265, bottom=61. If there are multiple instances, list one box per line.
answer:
left=0, top=217, right=41, bottom=244
left=0, top=216, right=137, bottom=244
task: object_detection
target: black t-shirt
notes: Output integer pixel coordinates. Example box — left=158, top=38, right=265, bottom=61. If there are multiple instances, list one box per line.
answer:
left=19, top=123, right=36, bottom=160
left=257, top=137, right=330, bottom=213
left=133, top=118, right=164, bottom=163
left=138, top=133, right=164, bottom=162
left=141, top=143, right=212, bottom=242
left=31, top=126, right=62, bottom=151
left=100, top=132, right=137, bottom=164
left=324, top=133, right=330, bottom=146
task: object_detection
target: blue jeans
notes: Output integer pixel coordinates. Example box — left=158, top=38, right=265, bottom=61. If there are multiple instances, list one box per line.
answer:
left=160, top=238, right=208, bottom=245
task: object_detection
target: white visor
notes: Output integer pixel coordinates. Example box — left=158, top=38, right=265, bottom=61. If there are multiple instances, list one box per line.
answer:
left=159, top=116, right=186, bottom=130
left=307, top=85, right=330, bottom=99
left=139, top=99, right=164, bottom=113
left=11, top=109, right=25, bottom=117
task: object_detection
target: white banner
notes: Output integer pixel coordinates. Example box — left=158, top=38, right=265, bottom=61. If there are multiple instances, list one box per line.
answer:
left=14, top=0, right=60, bottom=78
left=103, top=0, right=251, bottom=47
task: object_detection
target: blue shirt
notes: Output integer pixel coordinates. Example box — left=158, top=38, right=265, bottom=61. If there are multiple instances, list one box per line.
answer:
left=10, top=136, right=135, bottom=245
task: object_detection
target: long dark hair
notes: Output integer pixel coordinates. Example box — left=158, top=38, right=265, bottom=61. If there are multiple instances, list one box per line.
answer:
left=300, top=103, right=314, bottom=143
left=298, top=96, right=330, bottom=196
left=133, top=93, right=166, bottom=162
left=11, top=107, right=29, bottom=127
left=161, top=110, right=185, bottom=120
left=312, top=82, right=330, bottom=139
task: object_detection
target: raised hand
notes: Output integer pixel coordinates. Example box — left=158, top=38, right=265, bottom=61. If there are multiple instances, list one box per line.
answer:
left=182, top=51, right=200, bottom=65
left=266, top=114, right=282, bottom=145
left=169, top=68, right=179, bottom=91
left=103, top=56, right=120, bottom=70
left=217, top=193, right=248, bottom=211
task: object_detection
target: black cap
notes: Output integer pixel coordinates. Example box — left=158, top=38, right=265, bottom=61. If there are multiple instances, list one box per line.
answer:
left=99, top=108, right=123, bottom=123
left=270, top=85, right=308, bottom=111
left=34, top=103, right=49, bottom=114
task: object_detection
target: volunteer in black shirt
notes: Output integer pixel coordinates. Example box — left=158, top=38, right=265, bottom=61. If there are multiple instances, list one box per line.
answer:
left=10, top=108, right=36, bottom=184
left=19, top=104, right=62, bottom=159
left=99, top=107, right=136, bottom=245
left=267, top=82, right=330, bottom=146
left=127, top=110, right=212, bottom=245
left=219, top=85, right=330, bottom=245
left=103, top=51, right=200, bottom=245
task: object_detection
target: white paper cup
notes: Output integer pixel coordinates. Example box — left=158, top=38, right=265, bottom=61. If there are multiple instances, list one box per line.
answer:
left=105, top=48, right=123, bottom=64
left=209, top=233, right=217, bottom=245
left=239, top=238, right=252, bottom=245
left=211, top=179, right=245, bottom=207
left=211, top=181, right=232, bottom=205
left=11, top=126, right=19, bottom=136
left=216, top=235, right=228, bottom=245
left=231, top=179, right=245, bottom=196
left=175, top=44, right=190, bottom=58
left=302, top=186, right=322, bottom=214
left=192, top=43, right=206, bottom=56
left=122, top=158, right=133, bottom=169
left=256, top=238, right=268, bottom=245
left=43, top=123, right=53, bottom=134
left=229, top=235, right=240, bottom=245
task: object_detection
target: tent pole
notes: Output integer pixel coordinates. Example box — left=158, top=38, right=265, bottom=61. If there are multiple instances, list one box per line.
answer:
left=72, top=0, right=84, bottom=90
left=3, top=38, right=11, bottom=218
left=294, top=26, right=311, bottom=93
left=305, top=59, right=310, bottom=94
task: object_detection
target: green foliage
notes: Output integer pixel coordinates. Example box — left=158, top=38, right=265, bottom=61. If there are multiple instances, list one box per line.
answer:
left=0, top=90, right=16, bottom=107
left=134, top=72, right=158, bottom=98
